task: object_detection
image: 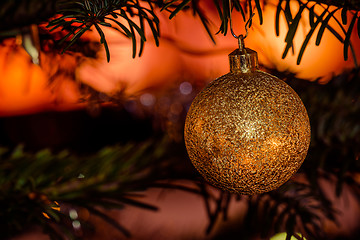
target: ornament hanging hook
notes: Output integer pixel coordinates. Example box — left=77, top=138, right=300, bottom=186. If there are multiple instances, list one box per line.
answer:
left=228, top=0, right=255, bottom=50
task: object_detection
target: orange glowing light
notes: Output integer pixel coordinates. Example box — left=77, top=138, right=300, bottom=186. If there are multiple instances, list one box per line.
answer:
left=0, top=41, right=53, bottom=116
left=246, top=0, right=360, bottom=82
left=0, top=40, right=83, bottom=116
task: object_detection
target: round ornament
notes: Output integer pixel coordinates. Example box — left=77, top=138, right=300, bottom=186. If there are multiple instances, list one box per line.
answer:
left=184, top=40, right=310, bottom=195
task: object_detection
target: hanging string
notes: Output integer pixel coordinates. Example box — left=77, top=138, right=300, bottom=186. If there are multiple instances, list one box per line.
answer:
left=228, top=0, right=255, bottom=50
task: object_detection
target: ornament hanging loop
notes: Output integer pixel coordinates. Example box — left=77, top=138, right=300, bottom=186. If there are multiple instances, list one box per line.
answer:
left=228, top=0, right=255, bottom=50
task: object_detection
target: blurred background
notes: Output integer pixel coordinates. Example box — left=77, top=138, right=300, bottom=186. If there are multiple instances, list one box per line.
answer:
left=1, top=0, right=360, bottom=239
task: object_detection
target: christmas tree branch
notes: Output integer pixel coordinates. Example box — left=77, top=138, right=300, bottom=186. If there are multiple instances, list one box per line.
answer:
left=0, top=138, right=170, bottom=239
left=2, top=0, right=358, bottom=65
left=310, top=0, right=360, bottom=11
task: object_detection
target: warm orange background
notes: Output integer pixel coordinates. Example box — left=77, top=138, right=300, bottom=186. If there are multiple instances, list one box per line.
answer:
left=1, top=0, right=359, bottom=116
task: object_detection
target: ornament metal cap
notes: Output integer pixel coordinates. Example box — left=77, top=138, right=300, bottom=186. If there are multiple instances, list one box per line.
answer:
left=229, top=37, right=259, bottom=74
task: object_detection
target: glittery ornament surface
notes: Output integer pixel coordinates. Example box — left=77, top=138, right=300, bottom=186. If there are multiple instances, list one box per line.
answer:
left=184, top=70, right=311, bottom=195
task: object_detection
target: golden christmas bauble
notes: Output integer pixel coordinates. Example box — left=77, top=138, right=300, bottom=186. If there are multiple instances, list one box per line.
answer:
left=184, top=45, right=311, bottom=195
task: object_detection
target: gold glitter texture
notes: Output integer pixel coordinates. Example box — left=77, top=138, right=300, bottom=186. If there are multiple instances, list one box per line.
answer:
left=184, top=49, right=311, bottom=195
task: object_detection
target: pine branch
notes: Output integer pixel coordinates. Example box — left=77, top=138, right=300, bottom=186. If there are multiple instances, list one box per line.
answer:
left=275, top=0, right=360, bottom=65
left=0, top=138, right=170, bottom=239
left=2, top=0, right=358, bottom=65
left=47, top=0, right=160, bottom=61
left=311, top=0, right=360, bottom=11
